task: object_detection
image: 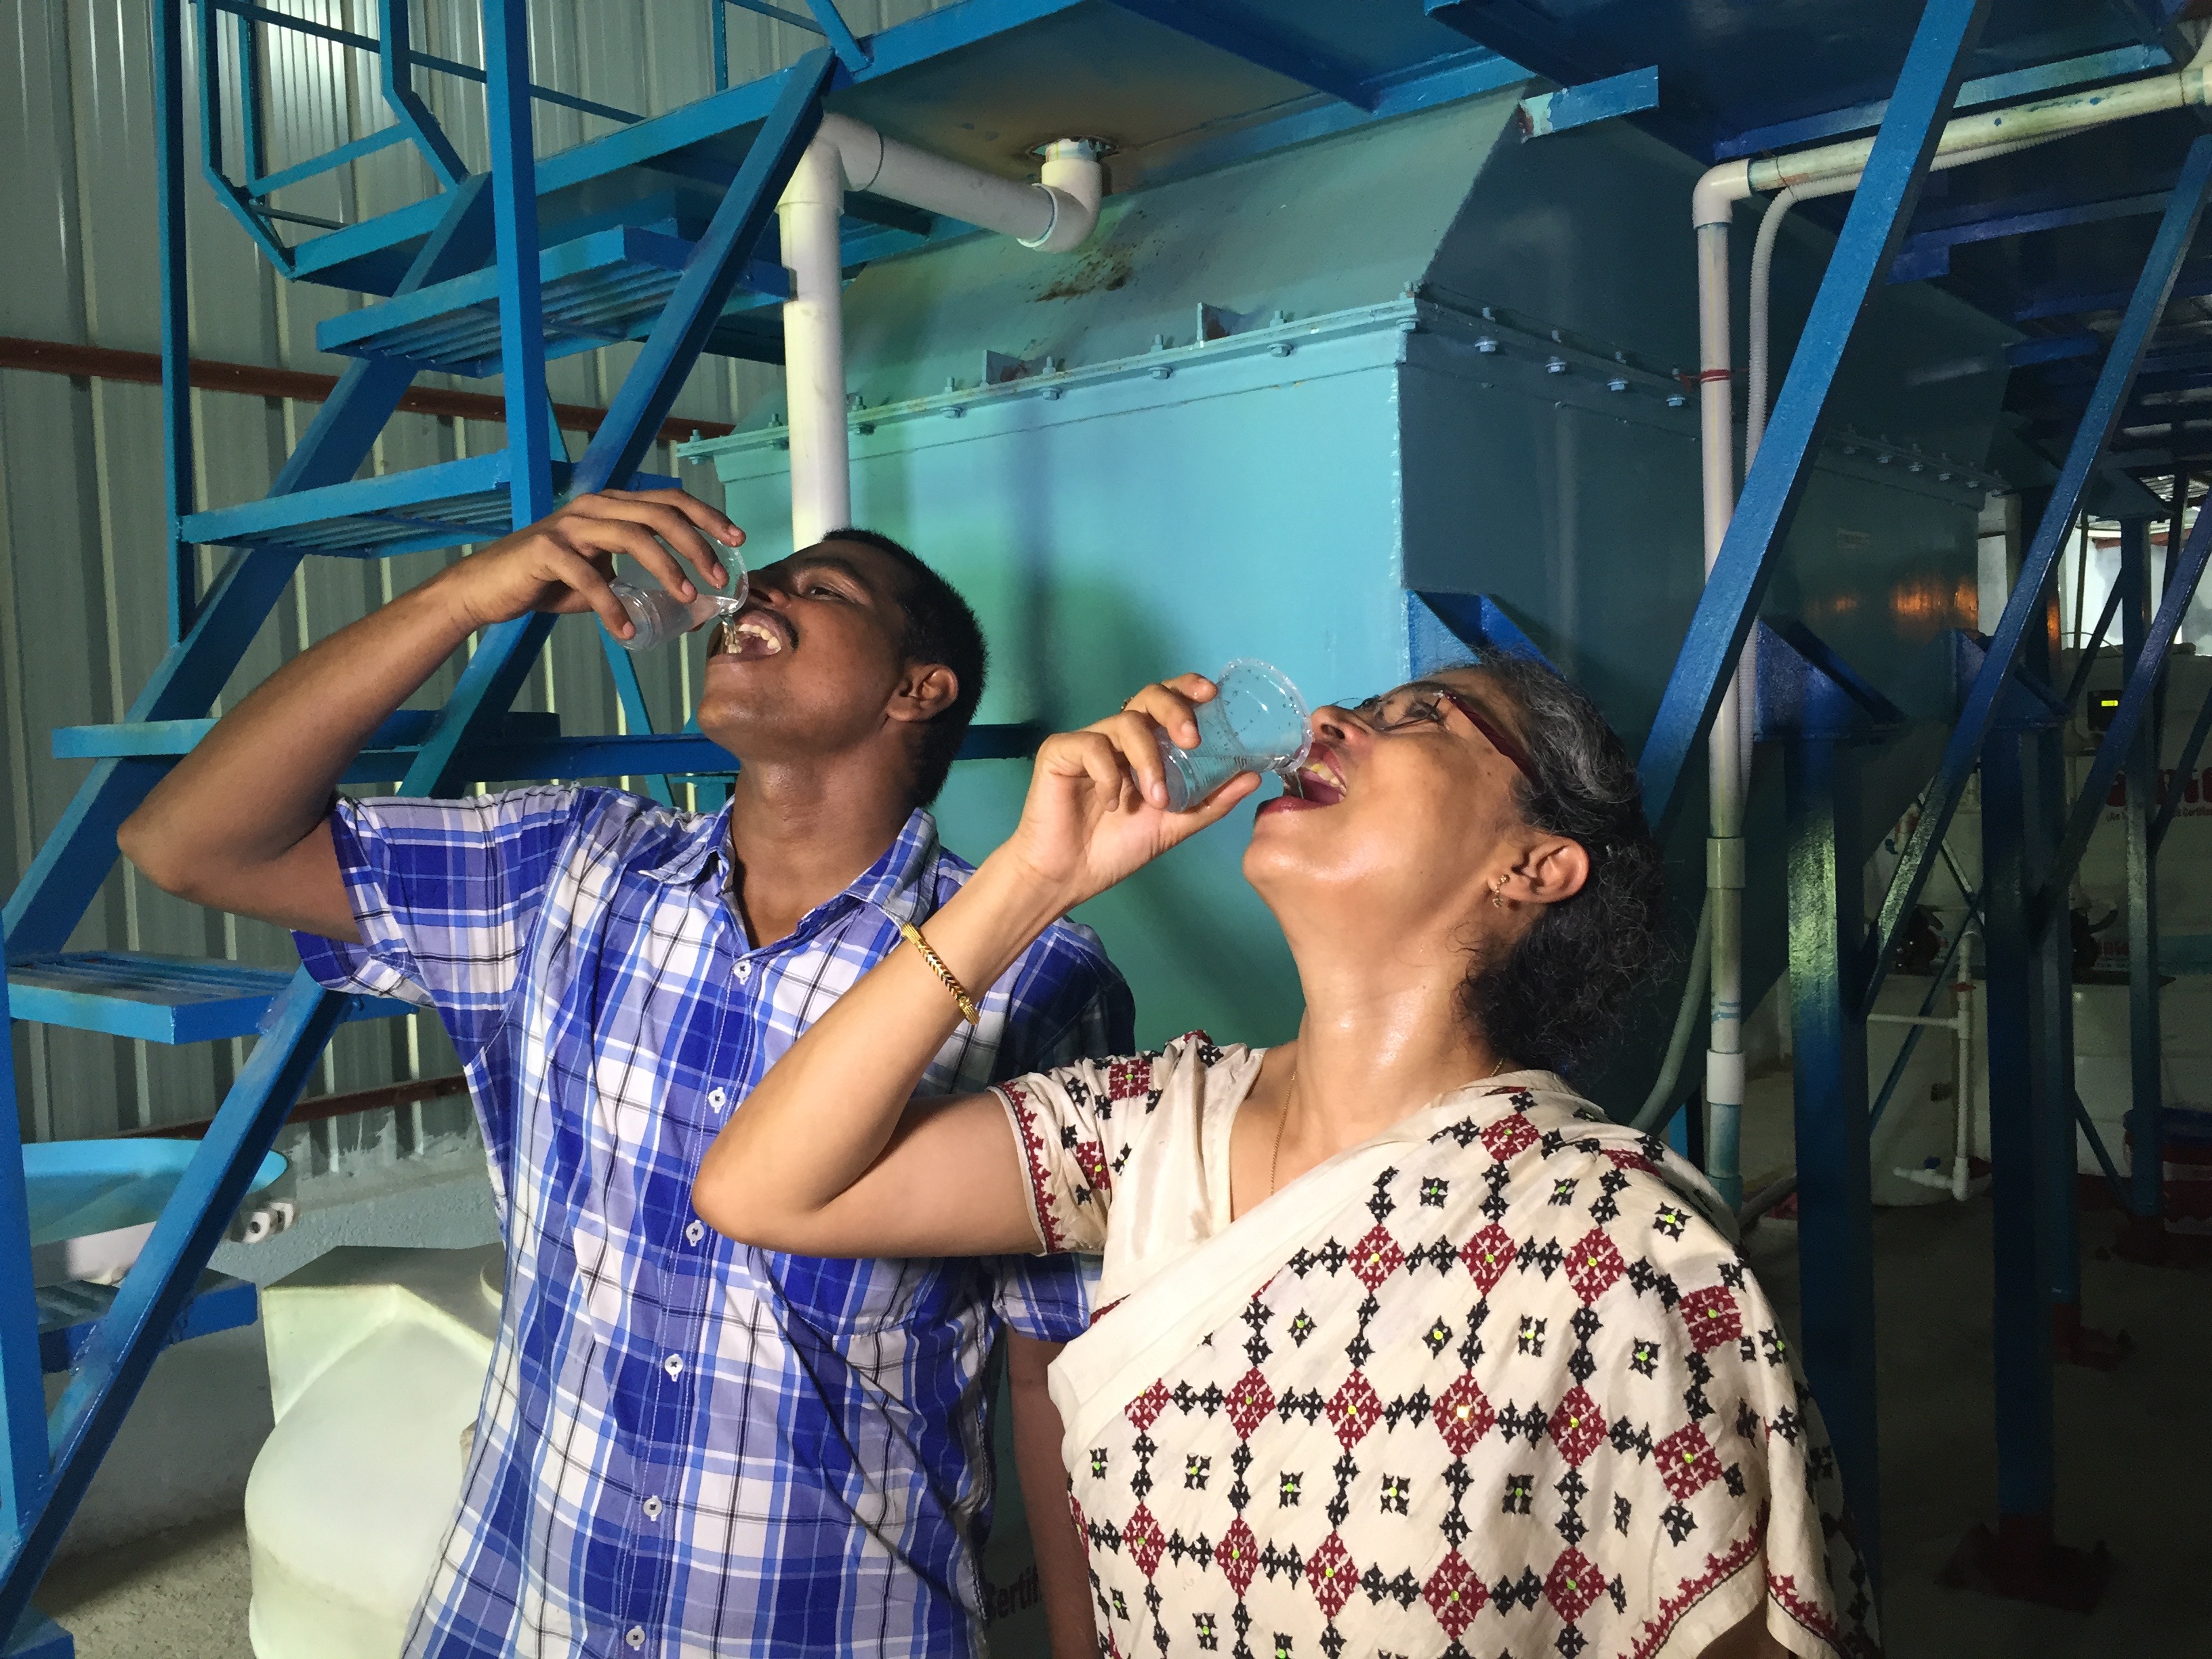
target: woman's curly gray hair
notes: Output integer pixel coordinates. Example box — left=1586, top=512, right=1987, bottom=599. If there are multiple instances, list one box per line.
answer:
left=1453, top=653, right=1671, bottom=1079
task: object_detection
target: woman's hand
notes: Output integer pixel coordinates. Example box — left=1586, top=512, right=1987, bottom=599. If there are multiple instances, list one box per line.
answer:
left=996, top=674, right=1263, bottom=911
left=430, top=487, right=743, bottom=639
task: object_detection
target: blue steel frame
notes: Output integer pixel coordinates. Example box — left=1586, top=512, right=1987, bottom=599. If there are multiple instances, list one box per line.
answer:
left=2119, top=520, right=2166, bottom=1231
left=1637, top=0, right=1992, bottom=841
left=1757, top=621, right=1902, bottom=1579
left=0, top=7, right=840, bottom=1639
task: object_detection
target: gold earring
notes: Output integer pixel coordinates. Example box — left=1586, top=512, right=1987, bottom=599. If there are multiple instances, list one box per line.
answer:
left=1490, top=874, right=1509, bottom=909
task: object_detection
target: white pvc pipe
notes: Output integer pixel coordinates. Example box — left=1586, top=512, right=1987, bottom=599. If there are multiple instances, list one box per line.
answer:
left=780, top=138, right=849, bottom=550
left=777, top=121, right=1105, bottom=550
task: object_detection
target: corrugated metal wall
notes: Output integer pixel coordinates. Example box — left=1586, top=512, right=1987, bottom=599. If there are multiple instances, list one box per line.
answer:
left=1, top=0, right=942, bottom=1169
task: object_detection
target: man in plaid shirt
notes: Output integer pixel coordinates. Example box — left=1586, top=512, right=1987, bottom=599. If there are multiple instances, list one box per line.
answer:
left=122, top=487, right=1122, bottom=1657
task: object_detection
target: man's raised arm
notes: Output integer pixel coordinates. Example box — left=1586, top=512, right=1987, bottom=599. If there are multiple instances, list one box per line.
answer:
left=118, top=489, right=741, bottom=939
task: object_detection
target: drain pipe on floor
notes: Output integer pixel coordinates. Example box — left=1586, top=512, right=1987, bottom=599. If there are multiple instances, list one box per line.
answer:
left=1677, top=56, right=2211, bottom=1205
left=779, top=117, right=1107, bottom=547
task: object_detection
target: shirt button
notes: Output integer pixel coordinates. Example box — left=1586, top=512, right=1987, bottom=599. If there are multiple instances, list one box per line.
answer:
left=626, top=1626, right=646, bottom=1650
left=733, top=960, right=752, bottom=983
left=685, top=1219, right=706, bottom=1245
left=642, top=1495, right=663, bottom=1519
left=663, top=1353, right=684, bottom=1379
left=707, top=1088, right=727, bottom=1110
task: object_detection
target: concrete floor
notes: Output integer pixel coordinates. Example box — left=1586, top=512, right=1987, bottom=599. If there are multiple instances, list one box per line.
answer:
left=29, top=1099, right=2212, bottom=1658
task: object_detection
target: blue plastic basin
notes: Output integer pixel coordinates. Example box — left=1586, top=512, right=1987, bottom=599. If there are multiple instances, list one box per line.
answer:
left=20, top=1140, right=288, bottom=1246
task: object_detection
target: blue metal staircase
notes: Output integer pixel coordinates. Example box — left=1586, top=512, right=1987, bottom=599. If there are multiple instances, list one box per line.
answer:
left=0, top=0, right=1043, bottom=1643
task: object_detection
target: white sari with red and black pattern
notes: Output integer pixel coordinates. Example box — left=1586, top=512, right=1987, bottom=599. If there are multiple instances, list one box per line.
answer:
left=991, top=1036, right=1879, bottom=1659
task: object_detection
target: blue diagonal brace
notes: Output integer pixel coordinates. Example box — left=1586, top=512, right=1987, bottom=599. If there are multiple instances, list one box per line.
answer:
left=598, top=632, right=678, bottom=809
left=400, top=48, right=834, bottom=800
left=801, top=0, right=871, bottom=72
left=0, top=975, right=346, bottom=1641
left=1635, top=0, right=1991, bottom=841
left=1862, top=132, right=2212, bottom=1008
left=158, top=0, right=197, bottom=642
left=2035, top=499, right=2212, bottom=928
left=2, top=179, right=495, bottom=958
left=0, top=951, right=48, bottom=1553
left=2151, top=682, right=2212, bottom=853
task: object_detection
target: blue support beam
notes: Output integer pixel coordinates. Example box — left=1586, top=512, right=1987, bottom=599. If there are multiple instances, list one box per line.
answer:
left=800, top=0, right=871, bottom=73
left=1637, top=0, right=1992, bottom=840
left=2119, top=520, right=2167, bottom=1235
left=1862, top=132, right=2212, bottom=1011
left=1889, top=183, right=2175, bottom=283
left=0, top=955, right=49, bottom=1560
left=1759, top=622, right=1893, bottom=1578
left=1517, top=66, right=1658, bottom=138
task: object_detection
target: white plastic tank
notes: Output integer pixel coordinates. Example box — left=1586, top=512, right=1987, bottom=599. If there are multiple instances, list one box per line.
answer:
left=245, top=1244, right=1053, bottom=1656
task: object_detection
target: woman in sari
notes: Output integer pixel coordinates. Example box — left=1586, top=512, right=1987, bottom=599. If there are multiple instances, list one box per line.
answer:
left=693, top=658, right=1876, bottom=1659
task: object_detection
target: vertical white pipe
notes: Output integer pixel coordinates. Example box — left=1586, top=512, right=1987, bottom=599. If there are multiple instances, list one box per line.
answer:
left=779, top=137, right=848, bottom=552
left=1695, top=218, right=1746, bottom=1207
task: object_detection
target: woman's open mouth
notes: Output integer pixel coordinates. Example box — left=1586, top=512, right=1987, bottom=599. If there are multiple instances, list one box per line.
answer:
left=1259, top=750, right=1345, bottom=815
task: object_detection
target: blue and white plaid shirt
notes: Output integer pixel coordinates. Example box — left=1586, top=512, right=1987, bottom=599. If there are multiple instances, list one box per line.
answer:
left=295, top=789, right=1130, bottom=1658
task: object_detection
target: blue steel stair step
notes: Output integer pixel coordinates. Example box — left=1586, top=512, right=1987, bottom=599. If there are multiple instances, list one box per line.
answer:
left=52, top=717, right=1040, bottom=783
left=35, top=1272, right=256, bottom=1375
left=4, top=955, right=412, bottom=1046
left=178, top=455, right=679, bottom=560
left=315, top=225, right=792, bottom=377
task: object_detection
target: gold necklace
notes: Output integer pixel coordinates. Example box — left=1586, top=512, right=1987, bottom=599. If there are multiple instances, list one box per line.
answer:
left=1270, top=1052, right=1512, bottom=1198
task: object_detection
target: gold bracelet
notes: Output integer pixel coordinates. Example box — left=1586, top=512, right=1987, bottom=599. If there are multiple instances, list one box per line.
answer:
left=897, top=920, right=981, bottom=1025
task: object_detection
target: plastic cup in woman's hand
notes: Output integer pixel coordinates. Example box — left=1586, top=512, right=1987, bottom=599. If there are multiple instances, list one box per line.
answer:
left=1153, top=659, right=1310, bottom=811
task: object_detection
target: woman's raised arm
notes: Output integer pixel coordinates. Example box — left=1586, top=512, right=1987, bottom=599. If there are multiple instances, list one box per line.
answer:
left=690, top=676, right=1259, bottom=1258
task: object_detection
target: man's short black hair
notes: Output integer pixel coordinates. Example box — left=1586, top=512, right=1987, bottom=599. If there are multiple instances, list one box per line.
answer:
left=821, top=527, right=986, bottom=805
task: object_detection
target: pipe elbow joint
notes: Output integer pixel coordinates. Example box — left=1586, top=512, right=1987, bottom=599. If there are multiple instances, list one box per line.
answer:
left=1692, top=161, right=1750, bottom=228
left=1020, top=140, right=1106, bottom=253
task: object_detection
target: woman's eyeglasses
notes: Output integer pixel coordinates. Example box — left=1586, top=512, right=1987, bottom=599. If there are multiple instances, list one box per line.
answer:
left=1347, top=682, right=1538, bottom=783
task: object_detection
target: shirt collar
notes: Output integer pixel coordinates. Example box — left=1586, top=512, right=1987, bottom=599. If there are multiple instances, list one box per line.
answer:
left=640, top=802, right=944, bottom=930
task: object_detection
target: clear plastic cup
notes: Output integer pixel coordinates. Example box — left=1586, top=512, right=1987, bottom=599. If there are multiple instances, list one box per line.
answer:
left=606, top=544, right=748, bottom=652
left=1154, top=658, right=1311, bottom=812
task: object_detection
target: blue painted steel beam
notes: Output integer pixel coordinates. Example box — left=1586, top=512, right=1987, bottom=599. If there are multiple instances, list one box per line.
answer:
left=2036, top=491, right=2212, bottom=917
left=1106, top=1, right=1376, bottom=111
left=1517, top=65, right=1659, bottom=138
left=1636, top=0, right=1992, bottom=840
left=36, top=1275, right=258, bottom=1374
left=1861, top=132, right=2212, bottom=1010
left=2, top=180, right=494, bottom=957
left=194, top=0, right=292, bottom=273
left=1976, top=667, right=2062, bottom=1521
left=1779, top=708, right=1883, bottom=1581
left=1714, top=44, right=2168, bottom=161
left=0, top=977, right=347, bottom=1640
left=1758, top=621, right=1893, bottom=1576
left=2119, top=521, right=2165, bottom=1225
left=158, top=0, right=197, bottom=642
left=3, top=954, right=410, bottom=1044
left=801, top=0, right=871, bottom=72
left=0, top=954, right=49, bottom=1560
left=1891, top=185, right=2173, bottom=272
left=2015, top=262, right=2212, bottom=323
left=404, top=47, right=835, bottom=800
left=598, top=632, right=677, bottom=810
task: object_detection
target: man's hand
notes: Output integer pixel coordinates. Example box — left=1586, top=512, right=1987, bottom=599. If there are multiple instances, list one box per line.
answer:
left=994, top=674, right=1261, bottom=914
left=433, top=488, right=745, bottom=640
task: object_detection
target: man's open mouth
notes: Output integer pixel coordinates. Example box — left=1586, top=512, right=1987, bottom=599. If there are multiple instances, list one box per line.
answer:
left=1290, top=748, right=1346, bottom=806
left=717, top=609, right=791, bottom=659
